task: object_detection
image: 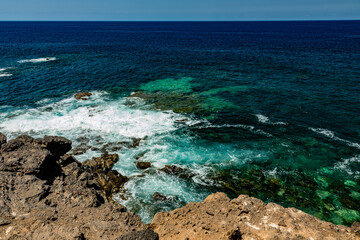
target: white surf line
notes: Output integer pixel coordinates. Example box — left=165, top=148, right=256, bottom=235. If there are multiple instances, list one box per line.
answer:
left=310, top=127, right=360, bottom=150
left=18, top=57, right=56, bottom=63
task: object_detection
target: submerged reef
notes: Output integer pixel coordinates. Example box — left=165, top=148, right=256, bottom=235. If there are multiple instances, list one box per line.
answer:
left=0, top=132, right=359, bottom=239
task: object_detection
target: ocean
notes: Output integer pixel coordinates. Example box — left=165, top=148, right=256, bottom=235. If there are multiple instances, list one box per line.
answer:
left=0, top=21, right=359, bottom=225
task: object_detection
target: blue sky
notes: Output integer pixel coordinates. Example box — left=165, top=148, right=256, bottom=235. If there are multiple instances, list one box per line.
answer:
left=1, top=0, right=359, bottom=21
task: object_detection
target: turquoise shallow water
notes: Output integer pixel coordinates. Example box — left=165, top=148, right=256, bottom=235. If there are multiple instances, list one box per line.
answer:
left=0, top=21, right=359, bottom=225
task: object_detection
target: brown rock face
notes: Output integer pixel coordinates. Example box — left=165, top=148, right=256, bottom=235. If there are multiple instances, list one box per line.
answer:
left=0, top=132, right=6, bottom=147
left=83, top=154, right=129, bottom=202
left=0, top=134, right=155, bottom=240
left=74, top=92, right=92, bottom=100
left=151, top=192, right=358, bottom=240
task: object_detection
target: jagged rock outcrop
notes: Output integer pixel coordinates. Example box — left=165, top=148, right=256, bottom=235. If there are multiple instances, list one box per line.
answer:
left=136, top=161, right=151, bottom=169
left=0, top=133, right=156, bottom=240
left=74, top=92, right=92, bottom=100
left=159, top=165, right=195, bottom=179
left=0, top=132, right=6, bottom=147
left=151, top=192, right=359, bottom=240
left=1, top=132, right=358, bottom=240
left=152, top=192, right=167, bottom=201
left=83, top=153, right=129, bottom=202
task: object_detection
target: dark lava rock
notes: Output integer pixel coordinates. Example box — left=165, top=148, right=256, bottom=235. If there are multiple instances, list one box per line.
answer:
left=159, top=165, right=195, bottom=179
left=0, top=139, right=54, bottom=177
left=1, top=138, right=24, bottom=152
left=74, top=91, right=92, bottom=100
left=98, top=170, right=129, bottom=202
left=0, top=134, right=147, bottom=239
left=72, top=147, right=88, bottom=155
left=129, top=91, right=201, bottom=114
left=136, top=161, right=151, bottom=169
left=83, top=153, right=129, bottom=201
left=83, top=153, right=119, bottom=171
left=131, top=138, right=142, bottom=148
left=16, top=134, right=35, bottom=143
left=42, top=135, right=72, bottom=158
left=153, top=192, right=167, bottom=201
left=116, top=229, right=159, bottom=240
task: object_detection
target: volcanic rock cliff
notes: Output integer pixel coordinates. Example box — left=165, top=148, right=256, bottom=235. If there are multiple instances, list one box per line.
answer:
left=0, top=133, right=157, bottom=240
left=0, top=133, right=359, bottom=240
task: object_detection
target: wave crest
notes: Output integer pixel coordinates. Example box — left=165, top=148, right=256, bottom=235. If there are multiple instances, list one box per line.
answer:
left=18, top=57, right=56, bottom=63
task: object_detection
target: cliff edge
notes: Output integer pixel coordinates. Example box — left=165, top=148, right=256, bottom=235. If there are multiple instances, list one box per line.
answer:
left=0, top=133, right=359, bottom=240
left=0, top=133, right=158, bottom=240
left=151, top=192, right=360, bottom=240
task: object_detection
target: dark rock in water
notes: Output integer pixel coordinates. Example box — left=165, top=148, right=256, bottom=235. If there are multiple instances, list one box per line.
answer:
left=341, top=196, right=360, bottom=211
left=134, top=151, right=147, bottom=160
left=0, top=134, right=147, bottom=239
left=0, top=132, right=6, bottom=147
left=102, top=143, right=123, bottom=153
left=136, top=161, right=151, bottom=169
left=98, top=170, right=129, bottom=202
left=153, top=192, right=167, bottom=201
left=42, top=135, right=72, bottom=157
left=83, top=153, right=129, bottom=201
left=129, top=91, right=202, bottom=114
left=116, top=229, right=159, bottom=240
left=72, top=147, right=88, bottom=155
left=76, top=136, right=90, bottom=143
left=83, top=153, right=119, bottom=171
left=159, top=165, right=195, bottom=179
left=131, top=138, right=142, bottom=148
left=74, top=91, right=92, bottom=100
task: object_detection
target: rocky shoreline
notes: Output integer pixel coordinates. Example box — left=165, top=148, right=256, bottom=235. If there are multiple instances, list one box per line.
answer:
left=0, top=133, right=359, bottom=239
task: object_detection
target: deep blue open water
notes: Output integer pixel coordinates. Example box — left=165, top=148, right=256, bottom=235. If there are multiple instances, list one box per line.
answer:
left=0, top=21, right=359, bottom=225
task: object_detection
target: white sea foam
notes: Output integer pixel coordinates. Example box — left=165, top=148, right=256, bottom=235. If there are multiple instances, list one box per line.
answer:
left=310, top=127, right=360, bottom=150
left=18, top=57, right=56, bottom=63
left=115, top=173, right=209, bottom=223
left=0, top=92, right=179, bottom=140
left=0, top=68, right=8, bottom=71
left=334, top=155, right=360, bottom=177
left=0, top=73, right=12, bottom=77
left=255, top=114, right=269, bottom=123
left=0, top=91, right=269, bottom=222
left=196, top=123, right=273, bottom=137
left=255, top=114, right=287, bottom=125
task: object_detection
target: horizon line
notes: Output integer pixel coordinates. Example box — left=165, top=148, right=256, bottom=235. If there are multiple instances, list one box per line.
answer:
left=0, top=19, right=359, bottom=22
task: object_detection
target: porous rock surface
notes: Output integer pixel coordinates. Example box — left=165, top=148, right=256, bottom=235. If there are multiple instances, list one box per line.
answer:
left=1, top=132, right=359, bottom=240
left=151, top=192, right=360, bottom=240
left=83, top=153, right=129, bottom=202
left=0, top=134, right=156, bottom=240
